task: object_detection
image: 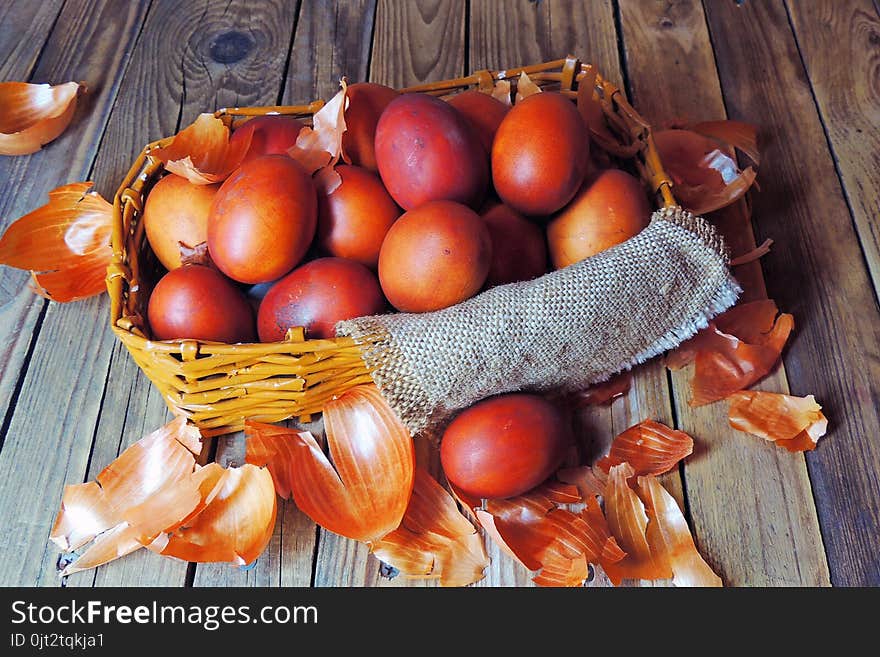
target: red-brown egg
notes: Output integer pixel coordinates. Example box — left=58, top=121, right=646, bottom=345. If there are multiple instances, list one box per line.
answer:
left=208, top=155, right=317, bottom=284
left=229, top=115, right=304, bottom=165
left=143, top=174, right=218, bottom=271
left=341, top=82, right=399, bottom=172
left=447, top=90, right=509, bottom=155
left=374, top=93, right=488, bottom=210
left=492, top=92, right=589, bottom=215
left=316, top=165, right=401, bottom=268
left=481, top=202, right=547, bottom=286
left=440, top=393, right=572, bottom=499
left=147, top=265, right=255, bottom=343
left=257, top=257, right=386, bottom=341
left=378, top=200, right=491, bottom=312
left=546, top=169, right=651, bottom=269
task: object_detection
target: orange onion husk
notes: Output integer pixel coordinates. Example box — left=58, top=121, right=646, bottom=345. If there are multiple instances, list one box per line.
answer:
left=596, top=419, right=694, bottom=476
left=372, top=468, right=488, bottom=587
left=667, top=299, right=794, bottom=406
left=288, top=80, right=348, bottom=177
left=157, top=464, right=277, bottom=566
left=602, top=463, right=672, bottom=585
left=654, top=125, right=758, bottom=215
left=244, top=420, right=299, bottom=499
left=151, top=113, right=251, bottom=185
left=0, top=182, right=113, bottom=302
left=637, top=475, right=722, bottom=587
left=473, top=481, right=625, bottom=587
left=50, top=416, right=202, bottom=552
left=728, top=390, right=828, bottom=452
left=284, top=385, right=415, bottom=543
left=0, top=81, right=84, bottom=155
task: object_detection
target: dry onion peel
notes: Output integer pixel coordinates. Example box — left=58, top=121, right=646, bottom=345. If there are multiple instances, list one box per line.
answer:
left=0, top=81, right=84, bottom=155
left=157, top=464, right=276, bottom=566
left=637, top=476, right=722, bottom=587
left=244, top=420, right=299, bottom=499
left=0, top=182, right=113, bottom=302
left=475, top=482, right=625, bottom=586
left=151, top=113, right=251, bottom=185
left=289, top=80, right=348, bottom=176
left=491, top=79, right=512, bottom=106
left=570, top=372, right=632, bottom=407
left=50, top=417, right=201, bottom=552
left=728, top=390, right=828, bottom=452
left=515, top=72, right=542, bottom=103
left=596, top=420, right=694, bottom=476
left=667, top=299, right=794, bottom=406
left=372, top=468, right=488, bottom=586
left=284, top=385, right=415, bottom=543
left=602, top=464, right=671, bottom=584
left=690, top=120, right=760, bottom=165
left=654, top=127, right=758, bottom=215
left=557, top=465, right=607, bottom=499
left=730, top=238, right=773, bottom=267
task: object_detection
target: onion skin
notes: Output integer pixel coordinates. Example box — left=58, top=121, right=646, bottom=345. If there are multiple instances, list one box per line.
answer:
left=316, top=165, right=400, bottom=268
left=547, top=169, right=650, bottom=269
left=208, top=155, right=317, bottom=283
left=288, top=385, right=416, bottom=543
left=341, top=82, right=399, bottom=172
left=492, top=92, right=589, bottom=216
left=147, top=265, right=255, bottom=343
left=480, top=202, right=547, bottom=286
left=230, top=115, right=304, bottom=165
left=257, top=257, right=386, bottom=341
left=440, top=393, right=572, bottom=499
left=143, top=174, right=218, bottom=270
left=374, top=93, right=489, bottom=210
left=378, top=200, right=491, bottom=312
left=447, top=90, right=509, bottom=155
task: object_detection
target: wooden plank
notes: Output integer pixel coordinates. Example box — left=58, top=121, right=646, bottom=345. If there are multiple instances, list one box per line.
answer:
left=312, top=0, right=466, bottom=587
left=701, top=0, right=880, bottom=586
left=619, top=0, right=830, bottom=587
left=0, top=0, right=65, bottom=80
left=785, top=0, right=880, bottom=294
left=0, top=0, right=152, bottom=588
left=53, top=0, right=301, bottom=588
left=468, top=0, right=680, bottom=588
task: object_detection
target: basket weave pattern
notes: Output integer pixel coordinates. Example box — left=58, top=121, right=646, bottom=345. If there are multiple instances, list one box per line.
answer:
left=106, top=56, right=674, bottom=437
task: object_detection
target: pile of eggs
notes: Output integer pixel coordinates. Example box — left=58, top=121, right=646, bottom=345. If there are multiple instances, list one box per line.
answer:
left=144, top=83, right=652, bottom=344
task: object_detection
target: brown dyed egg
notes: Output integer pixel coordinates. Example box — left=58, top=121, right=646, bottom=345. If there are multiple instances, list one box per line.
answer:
left=257, top=257, right=386, bottom=341
left=440, top=393, right=572, bottom=499
left=142, top=174, right=218, bottom=270
left=208, top=155, right=317, bottom=284
left=341, top=82, right=399, bottom=172
left=316, top=165, right=401, bottom=269
left=480, top=202, right=547, bottom=286
left=147, top=265, right=255, bottom=343
left=447, top=90, right=509, bottom=155
left=229, top=115, right=304, bottom=165
left=492, top=92, right=589, bottom=215
left=378, top=200, right=491, bottom=312
left=547, top=169, right=651, bottom=269
left=374, top=93, right=489, bottom=210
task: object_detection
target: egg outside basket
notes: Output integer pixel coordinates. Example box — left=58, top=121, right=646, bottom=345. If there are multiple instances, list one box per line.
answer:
left=106, top=56, right=677, bottom=437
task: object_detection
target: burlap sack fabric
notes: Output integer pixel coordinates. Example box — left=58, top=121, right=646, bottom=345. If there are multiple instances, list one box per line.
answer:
left=337, top=205, right=741, bottom=435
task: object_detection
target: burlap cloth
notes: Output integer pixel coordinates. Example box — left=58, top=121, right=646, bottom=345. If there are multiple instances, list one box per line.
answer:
left=337, top=205, right=741, bottom=435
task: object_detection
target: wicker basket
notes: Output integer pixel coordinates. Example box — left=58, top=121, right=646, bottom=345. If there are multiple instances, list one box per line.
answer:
left=106, top=56, right=674, bottom=437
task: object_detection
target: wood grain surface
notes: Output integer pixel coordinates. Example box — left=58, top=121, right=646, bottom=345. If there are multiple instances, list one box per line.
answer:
left=785, top=0, right=880, bottom=295
left=704, top=0, right=880, bottom=586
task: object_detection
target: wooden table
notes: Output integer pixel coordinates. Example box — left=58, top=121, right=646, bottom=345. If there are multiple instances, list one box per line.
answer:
left=0, top=0, right=877, bottom=588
